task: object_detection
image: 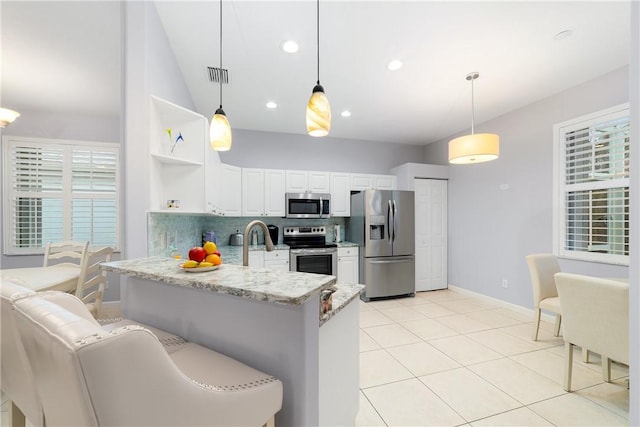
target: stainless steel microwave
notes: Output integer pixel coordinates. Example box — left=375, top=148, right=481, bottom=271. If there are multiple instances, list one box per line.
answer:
left=285, top=193, right=331, bottom=219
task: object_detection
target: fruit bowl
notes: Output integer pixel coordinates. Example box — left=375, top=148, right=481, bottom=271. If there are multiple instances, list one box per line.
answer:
left=180, top=265, right=219, bottom=273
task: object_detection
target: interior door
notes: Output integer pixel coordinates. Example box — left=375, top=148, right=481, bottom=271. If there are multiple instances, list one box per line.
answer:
left=414, top=179, right=448, bottom=291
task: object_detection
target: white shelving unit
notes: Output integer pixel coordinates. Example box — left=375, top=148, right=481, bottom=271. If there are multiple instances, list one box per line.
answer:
left=148, top=96, right=215, bottom=213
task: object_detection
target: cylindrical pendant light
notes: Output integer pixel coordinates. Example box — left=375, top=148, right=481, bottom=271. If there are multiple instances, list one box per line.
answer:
left=448, top=72, right=499, bottom=164
left=210, top=0, right=232, bottom=151
left=306, top=0, right=331, bottom=137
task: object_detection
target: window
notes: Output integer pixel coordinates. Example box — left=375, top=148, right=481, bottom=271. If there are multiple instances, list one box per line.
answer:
left=553, top=104, right=630, bottom=265
left=2, top=136, right=120, bottom=255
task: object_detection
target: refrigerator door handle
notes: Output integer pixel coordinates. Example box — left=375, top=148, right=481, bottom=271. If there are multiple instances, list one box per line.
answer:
left=392, top=199, right=397, bottom=243
left=387, top=200, right=393, bottom=243
left=367, top=257, right=414, bottom=264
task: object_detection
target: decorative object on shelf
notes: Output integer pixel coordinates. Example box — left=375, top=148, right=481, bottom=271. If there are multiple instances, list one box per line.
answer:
left=166, top=199, right=180, bottom=209
left=166, top=129, right=185, bottom=154
left=306, top=0, right=331, bottom=137
left=210, top=0, right=232, bottom=151
left=0, top=107, right=20, bottom=128
left=448, top=72, right=499, bottom=164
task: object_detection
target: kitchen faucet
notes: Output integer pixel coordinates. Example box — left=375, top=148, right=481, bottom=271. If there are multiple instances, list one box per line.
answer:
left=243, top=220, right=275, bottom=266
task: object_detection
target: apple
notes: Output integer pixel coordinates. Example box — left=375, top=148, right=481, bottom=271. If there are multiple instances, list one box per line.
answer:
left=188, top=246, right=206, bottom=262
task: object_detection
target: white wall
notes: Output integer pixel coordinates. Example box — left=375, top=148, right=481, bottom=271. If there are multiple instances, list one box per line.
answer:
left=424, top=66, right=630, bottom=309
left=628, top=1, right=639, bottom=423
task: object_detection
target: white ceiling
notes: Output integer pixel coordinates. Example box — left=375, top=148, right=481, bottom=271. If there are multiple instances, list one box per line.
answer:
left=1, top=1, right=631, bottom=145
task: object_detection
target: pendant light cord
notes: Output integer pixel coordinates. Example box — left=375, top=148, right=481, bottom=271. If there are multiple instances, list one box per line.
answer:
left=219, top=0, right=223, bottom=108
left=470, top=76, right=475, bottom=134
left=316, top=0, right=320, bottom=85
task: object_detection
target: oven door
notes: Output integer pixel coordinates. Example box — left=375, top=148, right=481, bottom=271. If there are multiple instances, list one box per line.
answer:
left=290, top=248, right=337, bottom=276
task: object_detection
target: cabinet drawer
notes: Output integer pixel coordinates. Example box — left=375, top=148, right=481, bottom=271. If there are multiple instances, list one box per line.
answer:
left=264, top=250, right=289, bottom=261
left=338, top=247, right=358, bottom=257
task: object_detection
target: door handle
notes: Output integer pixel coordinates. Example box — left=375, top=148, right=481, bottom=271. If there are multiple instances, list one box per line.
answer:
left=368, top=258, right=413, bottom=264
left=387, top=200, right=393, bottom=243
left=392, top=200, right=397, bottom=242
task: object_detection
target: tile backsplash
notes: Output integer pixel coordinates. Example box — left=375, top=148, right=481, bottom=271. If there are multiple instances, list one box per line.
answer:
left=148, top=213, right=347, bottom=257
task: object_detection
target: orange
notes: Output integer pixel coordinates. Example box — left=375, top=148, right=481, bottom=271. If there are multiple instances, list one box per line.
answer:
left=205, top=253, right=222, bottom=266
left=203, top=241, right=217, bottom=255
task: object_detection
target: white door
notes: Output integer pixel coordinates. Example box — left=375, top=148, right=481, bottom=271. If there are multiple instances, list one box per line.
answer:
left=414, top=178, right=447, bottom=291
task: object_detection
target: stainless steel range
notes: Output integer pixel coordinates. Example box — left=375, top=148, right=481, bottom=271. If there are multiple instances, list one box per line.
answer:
left=283, top=226, right=337, bottom=276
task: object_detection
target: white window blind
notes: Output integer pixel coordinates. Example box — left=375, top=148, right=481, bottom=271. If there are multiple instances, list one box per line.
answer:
left=2, top=137, right=120, bottom=255
left=553, top=104, right=630, bottom=265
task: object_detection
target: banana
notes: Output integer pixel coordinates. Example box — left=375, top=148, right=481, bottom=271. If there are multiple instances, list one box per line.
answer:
left=198, top=262, right=214, bottom=267
left=182, top=260, right=199, bottom=268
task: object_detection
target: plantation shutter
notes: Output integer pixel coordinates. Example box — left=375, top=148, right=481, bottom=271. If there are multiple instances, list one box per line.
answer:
left=557, top=108, right=630, bottom=264
left=3, top=137, right=119, bottom=255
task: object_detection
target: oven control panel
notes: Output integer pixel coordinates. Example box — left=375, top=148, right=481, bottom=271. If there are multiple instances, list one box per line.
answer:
left=283, top=226, right=326, bottom=236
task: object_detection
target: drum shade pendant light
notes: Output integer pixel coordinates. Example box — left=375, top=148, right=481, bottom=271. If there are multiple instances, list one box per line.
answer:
left=448, top=72, right=499, bottom=164
left=210, top=0, right=232, bottom=151
left=306, top=0, right=331, bottom=137
left=0, top=108, right=20, bottom=128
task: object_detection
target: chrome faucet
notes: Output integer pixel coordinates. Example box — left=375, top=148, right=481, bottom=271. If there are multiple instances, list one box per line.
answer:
left=243, top=220, right=275, bottom=266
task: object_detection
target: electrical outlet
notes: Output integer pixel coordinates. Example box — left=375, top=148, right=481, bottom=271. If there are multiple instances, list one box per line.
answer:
left=501, top=279, right=508, bottom=288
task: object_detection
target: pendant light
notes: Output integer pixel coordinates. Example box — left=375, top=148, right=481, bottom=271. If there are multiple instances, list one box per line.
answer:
left=210, top=0, right=232, bottom=151
left=0, top=108, right=20, bottom=128
left=448, top=72, right=499, bottom=164
left=306, top=0, right=331, bottom=137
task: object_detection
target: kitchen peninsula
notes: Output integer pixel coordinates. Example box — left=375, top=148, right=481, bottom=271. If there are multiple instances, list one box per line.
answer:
left=101, top=257, right=363, bottom=426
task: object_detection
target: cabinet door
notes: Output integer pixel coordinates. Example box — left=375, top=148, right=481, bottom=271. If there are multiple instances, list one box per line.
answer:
left=374, top=175, right=397, bottom=190
left=248, top=250, right=264, bottom=268
left=286, top=170, right=308, bottom=193
left=242, top=168, right=265, bottom=216
left=350, top=173, right=373, bottom=191
left=337, top=255, right=358, bottom=283
left=264, top=169, right=286, bottom=216
left=330, top=173, right=350, bottom=216
left=308, top=171, right=331, bottom=193
left=219, top=164, right=242, bottom=216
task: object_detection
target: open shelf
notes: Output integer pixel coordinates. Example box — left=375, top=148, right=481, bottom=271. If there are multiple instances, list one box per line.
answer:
left=151, top=153, right=203, bottom=166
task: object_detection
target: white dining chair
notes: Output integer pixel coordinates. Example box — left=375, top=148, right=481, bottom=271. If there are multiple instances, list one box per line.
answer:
left=75, top=246, right=114, bottom=318
left=525, top=254, right=562, bottom=341
left=554, top=272, right=629, bottom=392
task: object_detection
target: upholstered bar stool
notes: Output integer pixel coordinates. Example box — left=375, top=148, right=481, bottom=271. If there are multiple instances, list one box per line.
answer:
left=13, top=290, right=283, bottom=427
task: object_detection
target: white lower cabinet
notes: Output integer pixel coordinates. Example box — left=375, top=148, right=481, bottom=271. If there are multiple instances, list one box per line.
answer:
left=264, top=250, right=290, bottom=271
left=337, top=247, right=359, bottom=283
left=248, top=249, right=289, bottom=271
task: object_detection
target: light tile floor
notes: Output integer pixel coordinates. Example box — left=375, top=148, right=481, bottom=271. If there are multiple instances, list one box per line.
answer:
left=1, top=288, right=629, bottom=427
left=356, top=288, right=629, bottom=426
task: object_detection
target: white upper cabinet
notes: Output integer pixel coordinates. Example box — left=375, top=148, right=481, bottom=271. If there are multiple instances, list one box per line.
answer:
left=350, top=173, right=397, bottom=191
left=243, top=168, right=285, bottom=217
left=286, top=170, right=330, bottom=193
left=215, top=164, right=242, bottom=216
left=330, top=172, right=350, bottom=217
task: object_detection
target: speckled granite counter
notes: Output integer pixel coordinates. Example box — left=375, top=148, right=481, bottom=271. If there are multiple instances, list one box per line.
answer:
left=102, top=256, right=335, bottom=306
left=336, top=241, right=359, bottom=248
left=320, top=282, right=364, bottom=326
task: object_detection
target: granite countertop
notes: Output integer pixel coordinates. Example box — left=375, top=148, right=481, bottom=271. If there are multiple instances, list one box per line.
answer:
left=102, top=257, right=336, bottom=306
left=336, top=241, right=358, bottom=248
left=217, top=244, right=290, bottom=265
left=320, top=283, right=364, bottom=326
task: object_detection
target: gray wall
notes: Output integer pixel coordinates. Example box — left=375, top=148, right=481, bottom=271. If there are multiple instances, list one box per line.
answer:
left=424, top=66, right=630, bottom=309
left=220, top=129, right=425, bottom=174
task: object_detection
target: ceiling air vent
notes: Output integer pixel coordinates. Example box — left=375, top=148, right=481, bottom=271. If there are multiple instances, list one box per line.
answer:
left=207, top=66, right=229, bottom=84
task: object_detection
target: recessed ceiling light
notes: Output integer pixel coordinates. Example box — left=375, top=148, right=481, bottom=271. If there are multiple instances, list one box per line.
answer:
left=341, top=110, right=351, bottom=118
left=266, top=101, right=278, bottom=109
left=281, top=40, right=299, bottom=53
left=387, top=60, right=403, bottom=71
left=554, top=30, right=574, bottom=41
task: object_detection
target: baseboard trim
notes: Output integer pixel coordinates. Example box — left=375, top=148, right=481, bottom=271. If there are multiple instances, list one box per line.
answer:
left=447, top=285, right=557, bottom=324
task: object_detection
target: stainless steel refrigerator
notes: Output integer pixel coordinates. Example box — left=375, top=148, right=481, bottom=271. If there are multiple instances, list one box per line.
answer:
left=349, top=189, right=415, bottom=301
